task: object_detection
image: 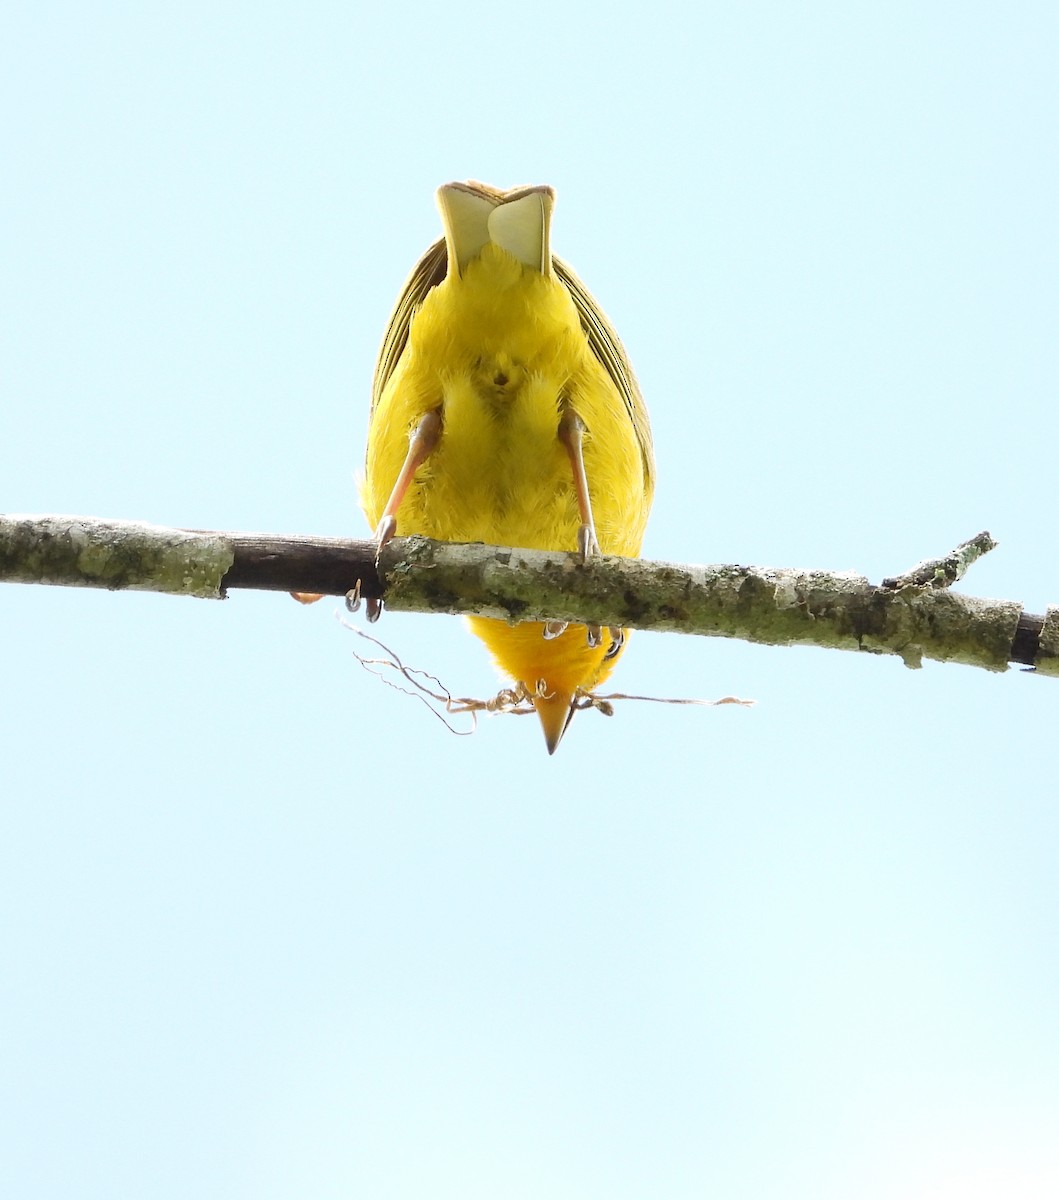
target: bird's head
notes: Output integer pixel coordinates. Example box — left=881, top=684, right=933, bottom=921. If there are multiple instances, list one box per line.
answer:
left=467, top=616, right=626, bottom=754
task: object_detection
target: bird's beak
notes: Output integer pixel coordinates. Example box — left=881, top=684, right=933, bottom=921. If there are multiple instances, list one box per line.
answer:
left=532, top=688, right=578, bottom=756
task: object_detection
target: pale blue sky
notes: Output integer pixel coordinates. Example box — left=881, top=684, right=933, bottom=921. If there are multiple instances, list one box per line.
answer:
left=3, top=3, right=1058, bottom=1198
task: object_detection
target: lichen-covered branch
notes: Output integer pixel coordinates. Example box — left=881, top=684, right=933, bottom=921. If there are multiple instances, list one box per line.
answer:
left=2, top=512, right=1056, bottom=675
left=881, top=530, right=998, bottom=590
left=0, top=514, right=381, bottom=599
left=0, top=515, right=236, bottom=598
left=374, top=537, right=1029, bottom=674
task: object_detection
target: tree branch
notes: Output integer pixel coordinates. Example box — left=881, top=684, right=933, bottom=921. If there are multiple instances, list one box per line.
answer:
left=2, top=513, right=1056, bottom=676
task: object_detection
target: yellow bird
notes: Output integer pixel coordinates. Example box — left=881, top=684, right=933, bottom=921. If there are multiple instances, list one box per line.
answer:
left=363, top=182, right=654, bottom=753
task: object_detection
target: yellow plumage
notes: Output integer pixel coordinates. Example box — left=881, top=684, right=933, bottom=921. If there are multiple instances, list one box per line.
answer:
left=362, top=182, right=654, bottom=752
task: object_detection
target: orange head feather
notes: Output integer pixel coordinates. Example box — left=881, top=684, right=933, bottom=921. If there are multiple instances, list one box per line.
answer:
left=467, top=616, right=626, bottom=754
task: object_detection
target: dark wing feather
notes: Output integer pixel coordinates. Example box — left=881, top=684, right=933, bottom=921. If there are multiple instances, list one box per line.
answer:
left=371, top=237, right=448, bottom=415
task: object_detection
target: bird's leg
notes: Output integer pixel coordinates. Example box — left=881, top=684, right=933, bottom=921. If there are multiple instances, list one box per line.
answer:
left=558, top=409, right=601, bottom=562
left=373, top=408, right=443, bottom=549
left=557, top=408, right=604, bottom=647
left=291, top=410, right=441, bottom=613
left=362, top=408, right=442, bottom=622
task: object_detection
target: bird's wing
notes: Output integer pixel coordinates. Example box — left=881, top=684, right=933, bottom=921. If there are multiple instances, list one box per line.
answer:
left=554, top=255, right=656, bottom=498
left=370, top=236, right=448, bottom=416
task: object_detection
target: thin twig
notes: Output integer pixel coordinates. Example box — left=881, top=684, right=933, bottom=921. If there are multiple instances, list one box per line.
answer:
left=881, top=530, right=998, bottom=590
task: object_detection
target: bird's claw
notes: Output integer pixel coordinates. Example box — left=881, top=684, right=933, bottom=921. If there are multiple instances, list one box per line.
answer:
left=577, top=523, right=601, bottom=563
left=544, top=619, right=606, bottom=649
left=603, top=628, right=626, bottom=660
left=374, top=515, right=398, bottom=551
